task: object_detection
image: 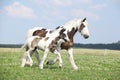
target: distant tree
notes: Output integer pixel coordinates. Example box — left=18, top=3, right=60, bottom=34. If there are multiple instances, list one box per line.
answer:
left=117, top=41, right=120, bottom=44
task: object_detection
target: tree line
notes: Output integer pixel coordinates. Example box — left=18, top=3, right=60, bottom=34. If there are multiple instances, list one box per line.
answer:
left=74, top=41, right=120, bottom=50
left=0, top=41, right=120, bottom=50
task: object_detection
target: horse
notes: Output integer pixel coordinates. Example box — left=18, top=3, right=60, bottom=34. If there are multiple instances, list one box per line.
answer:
left=21, top=27, right=70, bottom=69
left=25, top=18, right=90, bottom=70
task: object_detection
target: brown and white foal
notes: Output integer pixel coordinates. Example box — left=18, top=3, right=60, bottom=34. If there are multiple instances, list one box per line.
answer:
left=21, top=27, right=69, bottom=69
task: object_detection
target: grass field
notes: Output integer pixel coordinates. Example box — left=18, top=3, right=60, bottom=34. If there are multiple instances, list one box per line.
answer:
left=0, top=48, right=120, bottom=80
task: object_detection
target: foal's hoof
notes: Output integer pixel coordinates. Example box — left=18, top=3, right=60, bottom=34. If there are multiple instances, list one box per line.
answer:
left=39, top=66, right=43, bottom=69
left=46, top=60, right=54, bottom=65
left=59, top=66, right=62, bottom=69
left=20, top=65, right=24, bottom=67
left=72, top=66, right=78, bottom=70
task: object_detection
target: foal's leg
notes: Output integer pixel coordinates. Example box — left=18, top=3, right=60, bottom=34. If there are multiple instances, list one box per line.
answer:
left=34, top=49, right=41, bottom=66
left=25, top=50, right=34, bottom=64
left=21, top=50, right=33, bottom=67
left=26, top=50, right=33, bottom=66
left=68, top=48, right=78, bottom=70
left=46, top=48, right=61, bottom=65
left=39, top=49, right=49, bottom=69
left=21, top=52, right=27, bottom=67
left=54, top=50, right=62, bottom=68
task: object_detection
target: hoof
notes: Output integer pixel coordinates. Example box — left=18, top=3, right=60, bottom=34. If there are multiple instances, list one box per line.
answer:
left=21, top=65, right=24, bottom=67
left=39, top=66, right=43, bottom=69
left=46, top=60, right=55, bottom=65
left=39, top=65, right=43, bottom=69
left=73, top=66, right=78, bottom=70
left=59, top=66, right=62, bottom=69
left=29, top=63, right=33, bottom=67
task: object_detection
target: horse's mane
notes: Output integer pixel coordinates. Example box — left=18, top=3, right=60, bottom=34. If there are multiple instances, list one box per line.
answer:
left=63, top=19, right=82, bottom=31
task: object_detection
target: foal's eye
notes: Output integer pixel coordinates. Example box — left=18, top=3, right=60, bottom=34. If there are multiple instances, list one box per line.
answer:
left=62, top=34, right=66, bottom=37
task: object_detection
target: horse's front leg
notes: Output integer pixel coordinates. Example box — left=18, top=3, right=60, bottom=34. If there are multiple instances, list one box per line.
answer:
left=68, top=48, right=78, bottom=70
left=39, top=49, right=49, bottom=69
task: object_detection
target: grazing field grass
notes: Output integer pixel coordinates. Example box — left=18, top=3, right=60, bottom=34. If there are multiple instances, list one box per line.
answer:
left=0, top=48, right=120, bottom=80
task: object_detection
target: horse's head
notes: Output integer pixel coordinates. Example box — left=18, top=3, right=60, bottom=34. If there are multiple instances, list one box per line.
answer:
left=78, top=18, right=90, bottom=39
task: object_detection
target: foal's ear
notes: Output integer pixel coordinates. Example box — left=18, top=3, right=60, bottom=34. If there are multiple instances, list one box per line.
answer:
left=82, top=18, right=86, bottom=22
left=60, top=28, right=65, bottom=34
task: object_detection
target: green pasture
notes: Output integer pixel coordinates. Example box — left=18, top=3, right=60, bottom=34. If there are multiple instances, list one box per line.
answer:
left=0, top=48, right=120, bottom=80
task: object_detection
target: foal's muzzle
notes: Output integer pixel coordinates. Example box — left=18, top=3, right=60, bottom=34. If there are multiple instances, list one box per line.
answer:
left=63, top=39, right=68, bottom=42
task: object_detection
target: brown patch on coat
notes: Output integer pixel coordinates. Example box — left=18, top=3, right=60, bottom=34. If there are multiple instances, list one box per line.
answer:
left=44, top=37, right=49, bottom=41
left=33, top=28, right=48, bottom=37
left=49, top=30, right=54, bottom=34
left=31, top=37, right=42, bottom=48
left=60, top=21, right=86, bottom=50
left=61, top=28, right=77, bottom=50
left=79, top=23, right=85, bottom=32
left=49, top=28, right=67, bottom=52
left=61, top=41, right=73, bottom=50
left=49, top=37, right=59, bottom=53
left=49, top=42, right=57, bottom=53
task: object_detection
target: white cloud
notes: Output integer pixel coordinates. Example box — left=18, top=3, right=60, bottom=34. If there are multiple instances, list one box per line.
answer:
left=92, top=4, right=107, bottom=9
left=72, top=9, right=99, bottom=21
left=77, top=0, right=92, bottom=4
left=31, top=0, right=45, bottom=5
left=0, top=9, right=2, bottom=14
left=31, top=0, right=92, bottom=7
left=52, top=0, right=72, bottom=7
left=52, top=0, right=92, bottom=7
left=4, top=2, right=37, bottom=19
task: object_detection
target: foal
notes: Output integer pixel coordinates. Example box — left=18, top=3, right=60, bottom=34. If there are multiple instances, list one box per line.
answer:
left=21, top=27, right=69, bottom=69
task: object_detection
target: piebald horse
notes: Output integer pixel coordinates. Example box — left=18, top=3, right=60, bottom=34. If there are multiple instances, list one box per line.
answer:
left=25, top=18, right=89, bottom=70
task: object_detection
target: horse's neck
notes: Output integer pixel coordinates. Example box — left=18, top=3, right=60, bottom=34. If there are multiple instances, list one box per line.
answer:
left=68, top=28, right=78, bottom=42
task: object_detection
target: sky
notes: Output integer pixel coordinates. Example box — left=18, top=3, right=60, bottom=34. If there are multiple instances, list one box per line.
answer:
left=0, top=0, right=120, bottom=44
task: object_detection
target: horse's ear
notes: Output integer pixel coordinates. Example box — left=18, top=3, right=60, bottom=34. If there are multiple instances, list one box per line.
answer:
left=82, top=18, right=86, bottom=22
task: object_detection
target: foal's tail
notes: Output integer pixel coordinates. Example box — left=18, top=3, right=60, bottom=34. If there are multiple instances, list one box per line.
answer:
left=21, top=41, right=29, bottom=51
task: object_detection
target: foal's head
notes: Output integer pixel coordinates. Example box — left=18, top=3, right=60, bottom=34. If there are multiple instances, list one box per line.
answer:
left=78, top=18, right=90, bottom=39
left=49, top=28, right=69, bottom=52
left=59, top=28, right=69, bottom=42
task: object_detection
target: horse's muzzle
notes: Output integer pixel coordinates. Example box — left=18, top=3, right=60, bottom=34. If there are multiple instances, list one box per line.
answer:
left=84, top=35, right=89, bottom=39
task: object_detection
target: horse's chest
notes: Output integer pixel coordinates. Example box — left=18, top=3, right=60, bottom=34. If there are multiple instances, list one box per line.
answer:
left=61, top=41, right=73, bottom=50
